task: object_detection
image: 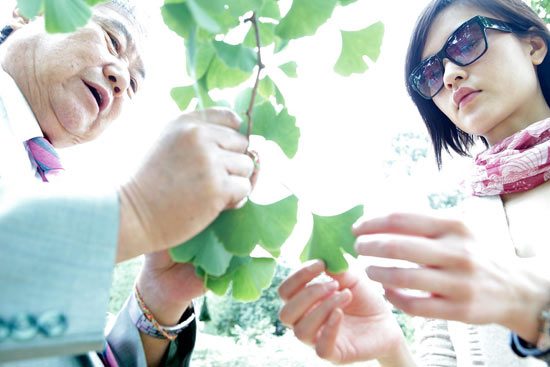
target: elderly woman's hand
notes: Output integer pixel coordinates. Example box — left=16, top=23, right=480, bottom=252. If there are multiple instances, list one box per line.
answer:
left=278, top=260, right=414, bottom=366
left=353, top=212, right=550, bottom=344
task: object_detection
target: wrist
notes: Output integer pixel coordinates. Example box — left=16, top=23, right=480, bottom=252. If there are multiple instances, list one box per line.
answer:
left=136, top=277, right=191, bottom=326
left=377, top=321, right=416, bottom=367
left=117, top=183, right=154, bottom=263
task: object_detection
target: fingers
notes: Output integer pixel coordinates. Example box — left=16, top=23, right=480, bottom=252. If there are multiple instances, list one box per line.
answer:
left=367, top=266, right=471, bottom=299
left=316, top=309, right=343, bottom=362
left=278, top=260, right=326, bottom=302
left=211, top=124, right=249, bottom=153
left=225, top=151, right=254, bottom=178
left=355, top=233, right=466, bottom=267
left=224, top=175, right=251, bottom=209
left=291, top=289, right=351, bottom=345
left=384, top=287, right=468, bottom=321
left=185, top=107, right=243, bottom=130
left=352, top=212, right=469, bottom=238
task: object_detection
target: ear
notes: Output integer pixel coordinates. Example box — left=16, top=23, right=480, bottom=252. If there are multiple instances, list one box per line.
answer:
left=10, top=7, right=31, bottom=31
left=526, top=28, right=548, bottom=66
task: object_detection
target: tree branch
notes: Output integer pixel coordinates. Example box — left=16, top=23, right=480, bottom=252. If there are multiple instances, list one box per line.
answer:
left=245, top=12, right=264, bottom=141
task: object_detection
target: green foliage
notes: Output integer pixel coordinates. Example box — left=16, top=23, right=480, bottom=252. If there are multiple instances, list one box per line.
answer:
left=300, top=205, right=364, bottom=273
left=27, top=0, right=386, bottom=301
left=531, top=0, right=550, bottom=24
left=428, top=189, right=465, bottom=210
left=275, top=0, right=338, bottom=40
left=334, top=22, right=385, bottom=76
left=203, top=265, right=291, bottom=340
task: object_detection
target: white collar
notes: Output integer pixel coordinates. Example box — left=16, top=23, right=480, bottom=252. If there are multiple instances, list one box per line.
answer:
left=0, top=67, right=43, bottom=143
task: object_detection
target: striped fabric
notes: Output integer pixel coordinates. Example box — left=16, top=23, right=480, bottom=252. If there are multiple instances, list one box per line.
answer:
left=98, top=343, right=119, bottom=367
left=26, top=137, right=64, bottom=182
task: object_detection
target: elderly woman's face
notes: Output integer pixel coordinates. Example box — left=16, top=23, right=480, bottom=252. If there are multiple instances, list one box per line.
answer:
left=2, top=4, right=145, bottom=147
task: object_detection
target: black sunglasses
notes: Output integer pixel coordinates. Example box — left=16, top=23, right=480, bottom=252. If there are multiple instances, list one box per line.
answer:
left=409, top=15, right=515, bottom=99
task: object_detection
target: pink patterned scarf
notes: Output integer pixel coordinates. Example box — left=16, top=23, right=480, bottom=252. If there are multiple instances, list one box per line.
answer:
left=465, top=118, right=550, bottom=196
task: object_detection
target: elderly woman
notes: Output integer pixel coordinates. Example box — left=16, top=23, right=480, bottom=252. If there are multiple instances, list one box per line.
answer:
left=0, top=1, right=254, bottom=366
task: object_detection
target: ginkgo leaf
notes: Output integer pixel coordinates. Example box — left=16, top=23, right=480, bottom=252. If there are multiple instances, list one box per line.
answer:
left=259, top=0, right=281, bottom=20
left=206, top=55, right=252, bottom=90
left=161, top=3, right=195, bottom=40
left=338, top=0, right=358, bottom=5
left=334, top=21, right=385, bottom=77
left=186, top=0, right=221, bottom=34
left=17, top=0, right=43, bottom=19
left=226, top=0, right=265, bottom=17
left=214, top=195, right=299, bottom=256
left=243, top=22, right=276, bottom=48
left=300, top=205, right=364, bottom=273
left=249, top=102, right=300, bottom=158
left=231, top=257, right=276, bottom=301
left=171, top=85, right=196, bottom=111
left=258, top=76, right=275, bottom=99
left=84, top=0, right=108, bottom=5
left=275, top=0, right=337, bottom=40
left=189, top=41, right=215, bottom=80
left=278, top=61, right=298, bottom=78
left=170, top=228, right=233, bottom=277
left=44, top=0, right=92, bottom=33
left=212, top=41, right=257, bottom=73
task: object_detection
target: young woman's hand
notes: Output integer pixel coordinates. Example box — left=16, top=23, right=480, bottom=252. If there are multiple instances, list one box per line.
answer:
left=278, top=260, right=414, bottom=366
left=353, top=212, right=549, bottom=343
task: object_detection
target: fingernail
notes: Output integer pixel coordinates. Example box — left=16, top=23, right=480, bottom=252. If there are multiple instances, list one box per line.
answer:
left=335, top=289, right=350, bottom=302
left=327, top=280, right=339, bottom=290
left=308, top=259, right=325, bottom=271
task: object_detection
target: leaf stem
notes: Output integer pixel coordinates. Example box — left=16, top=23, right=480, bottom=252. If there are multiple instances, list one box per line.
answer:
left=245, top=12, right=264, bottom=142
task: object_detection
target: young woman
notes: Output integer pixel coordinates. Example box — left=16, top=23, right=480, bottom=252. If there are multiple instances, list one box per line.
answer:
left=278, top=0, right=550, bottom=366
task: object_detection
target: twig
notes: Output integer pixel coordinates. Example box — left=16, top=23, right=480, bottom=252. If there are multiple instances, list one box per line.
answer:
left=245, top=12, right=264, bottom=142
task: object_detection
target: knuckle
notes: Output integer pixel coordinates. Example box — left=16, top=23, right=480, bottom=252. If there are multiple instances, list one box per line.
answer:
left=385, top=212, right=407, bottom=228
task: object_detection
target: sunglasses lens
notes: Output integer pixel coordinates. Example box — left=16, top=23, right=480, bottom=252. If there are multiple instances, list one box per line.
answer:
left=446, top=22, right=486, bottom=65
left=413, top=57, right=444, bottom=98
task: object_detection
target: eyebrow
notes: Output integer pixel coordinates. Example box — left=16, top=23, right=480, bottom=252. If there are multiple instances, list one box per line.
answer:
left=94, top=15, right=146, bottom=80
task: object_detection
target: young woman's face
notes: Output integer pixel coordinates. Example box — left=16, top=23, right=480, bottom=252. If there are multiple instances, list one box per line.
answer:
left=423, top=4, right=549, bottom=144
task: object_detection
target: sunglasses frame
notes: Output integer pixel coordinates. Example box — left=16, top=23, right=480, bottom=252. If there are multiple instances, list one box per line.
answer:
left=409, top=15, right=515, bottom=100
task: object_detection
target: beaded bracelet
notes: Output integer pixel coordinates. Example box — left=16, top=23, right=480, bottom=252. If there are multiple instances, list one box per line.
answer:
left=131, top=285, right=195, bottom=341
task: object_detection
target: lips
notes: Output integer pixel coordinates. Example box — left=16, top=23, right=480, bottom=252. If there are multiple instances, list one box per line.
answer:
left=83, top=81, right=109, bottom=113
left=453, top=87, right=481, bottom=109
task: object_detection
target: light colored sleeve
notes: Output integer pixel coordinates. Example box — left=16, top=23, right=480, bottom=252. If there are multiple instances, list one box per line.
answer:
left=414, top=318, right=457, bottom=367
left=0, top=182, right=119, bottom=363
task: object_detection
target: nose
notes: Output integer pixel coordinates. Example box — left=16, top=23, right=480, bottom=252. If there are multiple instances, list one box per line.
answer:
left=442, top=59, right=468, bottom=91
left=104, top=63, right=130, bottom=97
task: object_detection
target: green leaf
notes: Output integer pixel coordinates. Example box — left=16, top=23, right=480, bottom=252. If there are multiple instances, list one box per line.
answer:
left=274, top=83, right=285, bottom=106
left=171, top=85, right=196, bottom=111
left=234, top=87, right=267, bottom=117
left=243, top=21, right=276, bottom=48
left=338, top=0, right=358, bottom=5
left=259, top=0, right=281, bottom=20
left=192, top=41, right=216, bottom=80
left=17, top=0, right=43, bottom=19
left=83, top=0, right=108, bottom=5
left=161, top=3, right=194, bottom=39
left=258, top=76, right=275, bottom=99
left=278, top=61, right=298, bottom=78
left=301, top=205, right=364, bottom=273
left=206, top=55, right=253, bottom=89
left=186, top=0, right=221, bottom=34
left=275, top=0, right=337, bottom=40
left=214, top=195, right=299, bottom=256
left=231, top=257, right=276, bottom=301
left=170, top=228, right=233, bottom=277
left=199, top=256, right=250, bottom=296
left=212, top=41, right=257, bottom=72
left=226, top=0, right=265, bottom=17
left=248, top=102, right=300, bottom=158
left=334, top=21, right=385, bottom=77
left=44, top=0, right=92, bottom=34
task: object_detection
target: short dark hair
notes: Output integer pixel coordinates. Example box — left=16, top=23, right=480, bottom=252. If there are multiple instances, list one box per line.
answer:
left=405, top=0, right=550, bottom=168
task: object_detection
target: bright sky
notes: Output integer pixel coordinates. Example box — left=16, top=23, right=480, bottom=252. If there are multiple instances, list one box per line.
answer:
left=0, top=0, right=474, bottom=263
